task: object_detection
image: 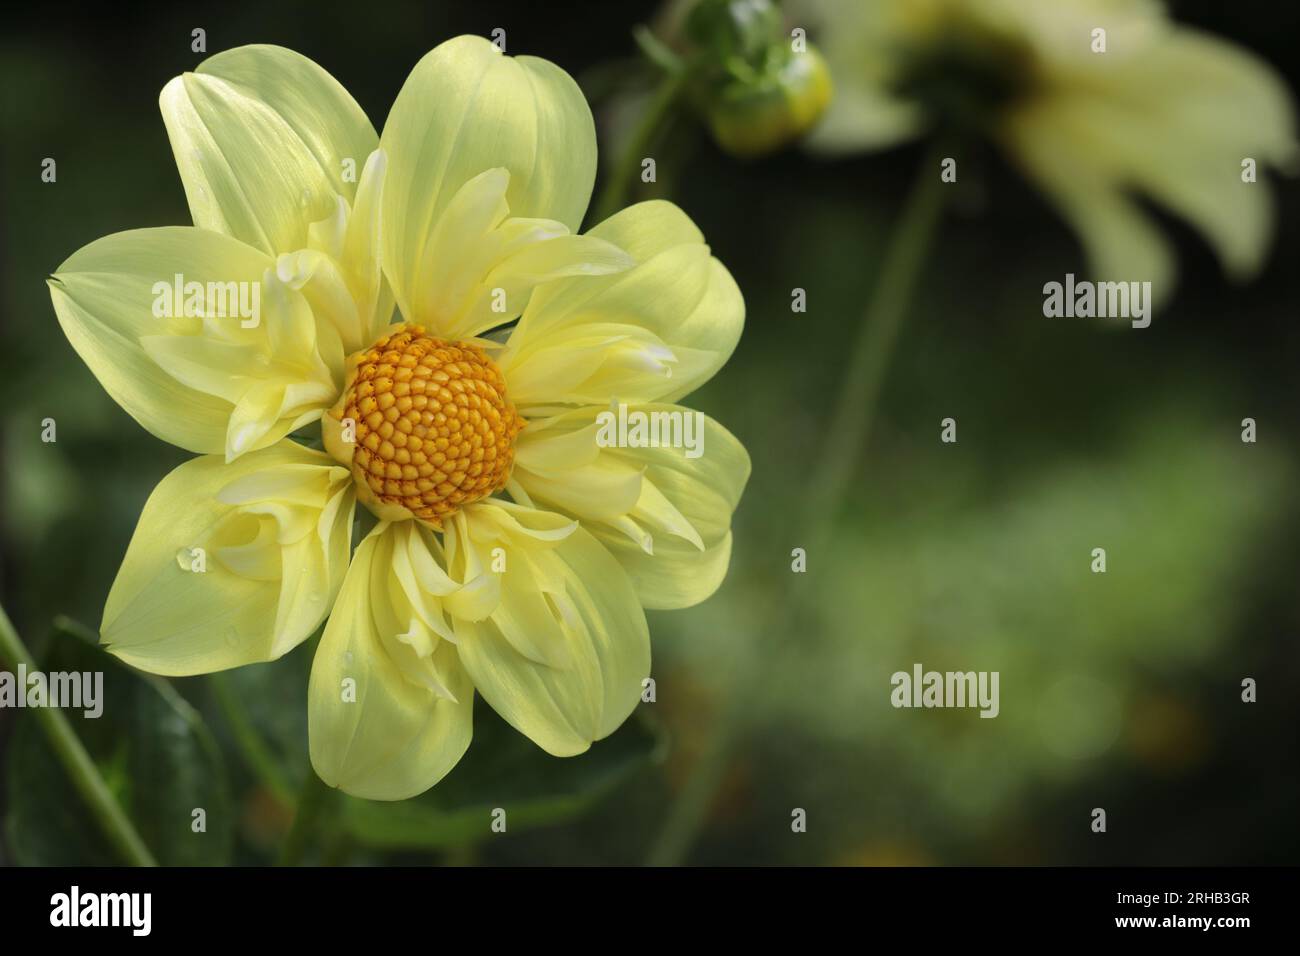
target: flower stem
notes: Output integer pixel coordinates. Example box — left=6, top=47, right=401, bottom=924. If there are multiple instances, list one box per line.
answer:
left=210, top=672, right=294, bottom=805
left=803, top=151, right=947, bottom=545
left=0, top=602, right=157, bottom=867
left=592, top=67, right=690, bottom=224
left=278, top=767, right=335, bottom=866
left=647, top=150, right=946, bottom=866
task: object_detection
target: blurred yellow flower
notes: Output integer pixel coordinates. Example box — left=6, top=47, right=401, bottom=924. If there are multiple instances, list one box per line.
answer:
left=802, top=0, right=1298, bottom=298
left=48, top=36, right=749, bottom=800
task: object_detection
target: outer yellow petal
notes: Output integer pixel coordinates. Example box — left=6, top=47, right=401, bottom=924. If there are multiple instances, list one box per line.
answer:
left=102, top=441, right=354, bottom=676
left=49, top=227, right=340, bottom=459
left=446, top=501, right=650, bottom=756
left=308, top=523, right=474, bottom=800
left=160, top=44, right=378, bottom=257
left=497, top=201, right=744, bottom=408
left=512, top=405, right=751, bottom=609
left=380, top=35, right=598, bottom=326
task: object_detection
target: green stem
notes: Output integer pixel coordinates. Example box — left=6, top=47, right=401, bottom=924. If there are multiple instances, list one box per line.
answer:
left=804, top=151, right=946, bottom=548
left=647, top=151, right=947, bottom=866
left=592, top=68, right=690, bottom=223
left=278, top=768, right=335, bottom=866
left=210, top=672, right=294, bottom=805
left=321, top=830, right=356, bottom=868
left=645, top=647, right=754, bottom=866
left=0, top=604, right=157, bottom=866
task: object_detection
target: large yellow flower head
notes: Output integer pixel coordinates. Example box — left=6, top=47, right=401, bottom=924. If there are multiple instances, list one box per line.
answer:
left=803, top=0, right=1298, bottom=298
left=48, top=37, right=749, bottom=800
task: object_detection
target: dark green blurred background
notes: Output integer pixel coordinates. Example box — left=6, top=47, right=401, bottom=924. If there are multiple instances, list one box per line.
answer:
left=2, top=0, right=1297, bottom=865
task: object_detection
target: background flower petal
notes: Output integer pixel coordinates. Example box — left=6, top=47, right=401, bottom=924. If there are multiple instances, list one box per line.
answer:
left=1005, top=25, right=1297, bottom=291
left=1004, top=105, right=1176, bottom=299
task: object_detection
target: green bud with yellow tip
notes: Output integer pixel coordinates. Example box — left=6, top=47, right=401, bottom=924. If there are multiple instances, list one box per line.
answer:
left=703, top=44, right=833, bottom=158
left=678, top=0, right=834, bottom=158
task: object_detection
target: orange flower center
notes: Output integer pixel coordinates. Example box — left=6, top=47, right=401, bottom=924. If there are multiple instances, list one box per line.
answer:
left=329, top=325, right=524, bottom=528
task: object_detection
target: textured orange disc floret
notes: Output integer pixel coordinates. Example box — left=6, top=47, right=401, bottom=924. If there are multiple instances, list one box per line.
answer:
left=337, top=325, right=524, bottom=528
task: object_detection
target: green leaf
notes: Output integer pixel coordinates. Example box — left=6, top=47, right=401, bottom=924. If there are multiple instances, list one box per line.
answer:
left=340, top=702, right=666, bottom=850
left=4, top=619, right=233, bottom=865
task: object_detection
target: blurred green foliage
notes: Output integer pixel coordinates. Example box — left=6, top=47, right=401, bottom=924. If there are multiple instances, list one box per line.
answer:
left=7, top=621, right=232, bottom=865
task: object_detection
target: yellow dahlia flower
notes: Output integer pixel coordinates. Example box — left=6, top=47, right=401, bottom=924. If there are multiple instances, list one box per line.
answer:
left=802, top=0, right=1298, bottom=297
left=48, top=36, right=749, bottom=800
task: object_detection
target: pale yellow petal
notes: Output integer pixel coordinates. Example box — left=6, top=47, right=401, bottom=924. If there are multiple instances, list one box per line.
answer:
left=1003, top=102, right=1176, bottom=298
left=308, top=523, right=473, bottom=800
left=399, top=167, right=630, bottom=339
left=513, top=405, right=751, bottom=609
left=380, top=35, right=598, bottom=326
left=497, top=201, right=743, bottom=407
left=160, top=44, right=378, bottom=257
left=50, top=227, right=337, bottom=457
left=102, top=441, right=354, bottom=676
left=447, top=501, right=649, bottom=755
left=1021, top=23, right=1297, bottom=282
